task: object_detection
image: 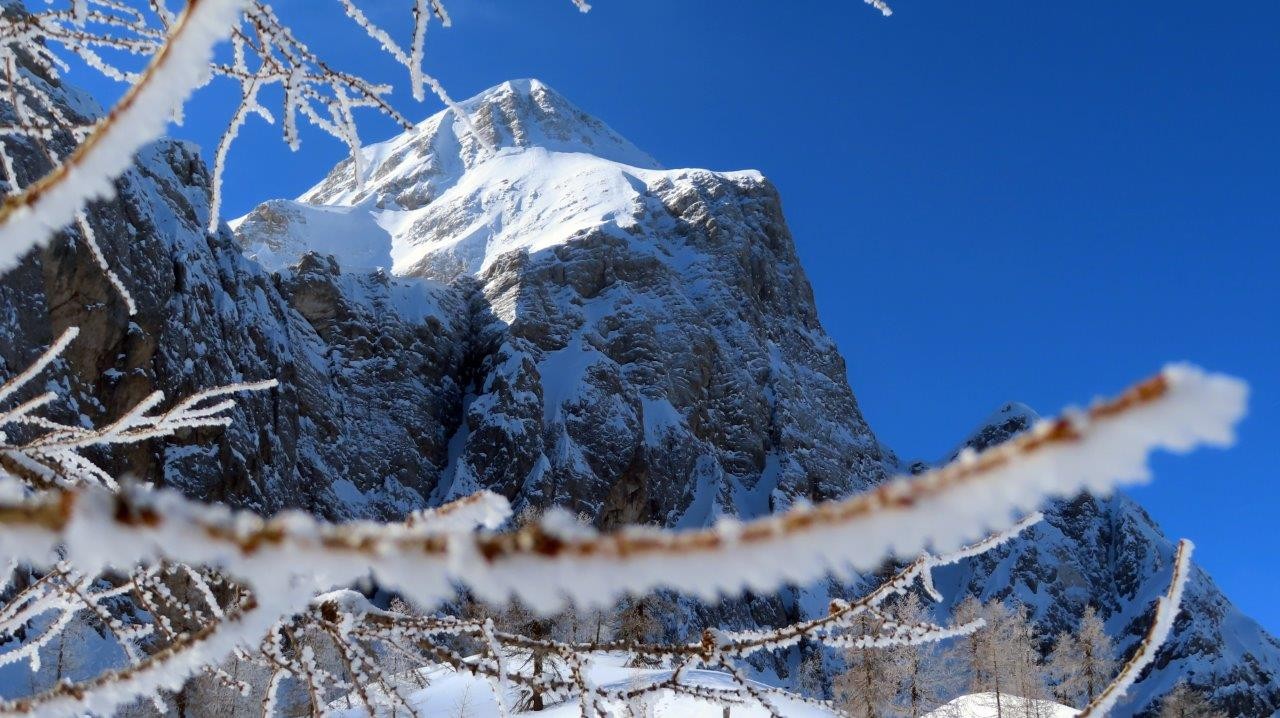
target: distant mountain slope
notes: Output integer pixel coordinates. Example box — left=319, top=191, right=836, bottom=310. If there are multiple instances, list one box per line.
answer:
left=933, top=407, right=1280, bottom=716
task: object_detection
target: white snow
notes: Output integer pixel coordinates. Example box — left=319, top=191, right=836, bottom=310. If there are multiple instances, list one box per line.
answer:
left=383, top=147, right=650, bottom=278
left=236, top=199, right=397, bottom=273
left=925, top=693, right=1078, bottom=718
left=324, top=662, right=1080, bottom=718
left=327, top=653, right=840, bottom=718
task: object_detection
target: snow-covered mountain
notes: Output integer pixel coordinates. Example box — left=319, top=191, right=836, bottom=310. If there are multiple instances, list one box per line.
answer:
left=2, top=76, right=1276, bottom=714
left=237, top=78, right=892, bottom=527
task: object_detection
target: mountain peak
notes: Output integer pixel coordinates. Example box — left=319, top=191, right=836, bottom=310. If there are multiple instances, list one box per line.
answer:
left=950, top=400, right=1041, bottom=458
left=244, top=79, right=764, bottom=279
left=456, top=78, right=552, bottom=108
left=450, top=77, right=660, bottom=167
left=295, top=78, right=658, bottom=212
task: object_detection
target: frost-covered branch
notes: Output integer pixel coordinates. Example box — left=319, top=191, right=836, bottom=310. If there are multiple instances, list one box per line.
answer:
left=211, top=511, right=1026, bottom=716
left=0, top=0, right=250, bottom=270
left=865, top=0, right=894, bottom=17
left=0, top=365, right=1245, bottom=613
left=0, top=576, right=275, bottom=718
left=406, top=489, right=511, bottom=533
left=0, top=366, right=1243, bottom=715
left=0, top=327, right=273, bottom=717
left=0, top=327, right=277, bottom=491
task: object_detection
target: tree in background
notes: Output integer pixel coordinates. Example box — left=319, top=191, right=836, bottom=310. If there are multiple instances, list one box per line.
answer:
left=1006, top=603, right=1049, bottom=718
left=1159, top=683, right=1229, bottom=718
left=1047, top=605, right=1118, bottom=707
left=796, top=650, right=828, bottom=700
left=890, top=593, right=960, bottom=717
left=953, top=597, right=1009, bottom=716
left=950, top=598, right=1048, bottom=718
left=833, top=612, right=904, bottom=717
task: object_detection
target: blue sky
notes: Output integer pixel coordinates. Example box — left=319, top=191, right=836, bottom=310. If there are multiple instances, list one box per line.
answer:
left=75, top=1, right=1279, bottom=630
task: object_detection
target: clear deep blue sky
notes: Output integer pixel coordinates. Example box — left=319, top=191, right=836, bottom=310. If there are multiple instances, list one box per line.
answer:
left=81, top=1, right=1280, bottom=630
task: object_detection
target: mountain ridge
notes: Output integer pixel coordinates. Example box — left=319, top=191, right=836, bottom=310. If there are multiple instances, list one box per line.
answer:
left=937, top=404, right=1280, bottom=715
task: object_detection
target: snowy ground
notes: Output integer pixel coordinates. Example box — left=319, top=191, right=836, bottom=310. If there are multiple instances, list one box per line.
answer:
left=924, top=693, right=1078, bottom=718
left=327, top=653, right=837, bottom=717
left=325, top=652, right=1079, bottom=717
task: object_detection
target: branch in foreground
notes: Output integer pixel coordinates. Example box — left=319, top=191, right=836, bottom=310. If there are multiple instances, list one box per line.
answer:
left=0, top=508, right=1197, bottom=717
left=170, top=519, right=1037, bottom=718
left=0, top=0, right=250, bottom=270
left=0, top=327, right=277, bottom=491
left=0, top=364, right=1245, bottom=618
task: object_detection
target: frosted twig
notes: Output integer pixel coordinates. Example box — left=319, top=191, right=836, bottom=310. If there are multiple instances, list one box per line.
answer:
left=0, top=0, right=251, bottom=269
left=0, top=366, right=1244, bottom=616
left=1, top=0, right=594, bottom=255
left=0, top=328, right=277, bottom=490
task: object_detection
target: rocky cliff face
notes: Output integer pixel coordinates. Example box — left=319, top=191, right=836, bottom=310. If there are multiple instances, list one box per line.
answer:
left=0, top=58, right=470, bottom=520
left=237, top=79, right=892, bottom=527
left=3, top=75, right=1276, bottom=715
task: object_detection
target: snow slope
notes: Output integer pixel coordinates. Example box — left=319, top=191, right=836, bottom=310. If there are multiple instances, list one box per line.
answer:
left=327, top=654, right=837, bottom=718
left=925, top=693, right=1077, bottom=718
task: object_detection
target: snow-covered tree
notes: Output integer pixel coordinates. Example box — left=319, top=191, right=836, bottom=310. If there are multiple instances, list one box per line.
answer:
left=611, top=593, right=676, bottom=667
left=1006, top=604, right=1049, bottom=718
left=890, top=592, right=961, bottom=717
left=952, top=597, right=1003, bottom=714
left=796, top=650, right=828, bottom=700
left=1159, top=682, right=1228, bottom=718
left=834, top=612, right=904, bottom=717
left=1047, top=605, right=1118, bottom=707
left=951, top=598, right=1047, bottom=718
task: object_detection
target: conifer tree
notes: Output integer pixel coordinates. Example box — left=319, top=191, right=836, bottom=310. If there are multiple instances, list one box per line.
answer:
left=890, top=593, right=959, bottom=717
left=1006, top=604, right=1049, bottom=718
left=834, top=612, right=905, bottom=718
left=1047, top=605, right=1117, bottom=707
